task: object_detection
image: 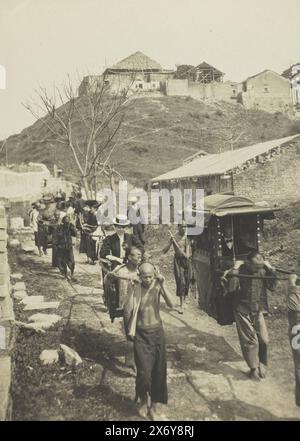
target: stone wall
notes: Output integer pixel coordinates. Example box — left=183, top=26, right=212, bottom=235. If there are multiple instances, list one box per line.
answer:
left=0, top=163, right=50, bottom=200
left=79, top=72, right=173, bottom=97
left=233, top=141, right=300, bottom=203
left=240, top=70, right=292, bottom=114
left=165, top=79, right=238, bottom=102
left=0, top=203, right=13, bottom=421
left=0, top=163, right=73, bottom=202
left=166, top=79, right=189, bottom=96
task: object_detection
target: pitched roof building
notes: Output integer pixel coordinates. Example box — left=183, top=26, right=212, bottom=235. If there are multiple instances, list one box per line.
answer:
left=104, top=51, right=163, bottom=73
left=103, top=51, right=173, bottom=94
left=238, top=70, right=292, bottom=113
left=78, top=51, right=173, bottom=96
left=151, top=135, right=300, bottom=202
left=175, top=61, right=224, bottom=83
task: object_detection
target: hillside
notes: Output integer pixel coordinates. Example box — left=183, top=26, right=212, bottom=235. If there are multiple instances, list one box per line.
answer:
left=1, top=95, right=299, bottom=186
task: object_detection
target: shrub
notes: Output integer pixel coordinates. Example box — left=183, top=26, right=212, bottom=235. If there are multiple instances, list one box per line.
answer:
left=189, top=112, right=201, bottom=121
left=286, top=121, right=300, bottom=135
left=130, top=145, right=149, bottom=155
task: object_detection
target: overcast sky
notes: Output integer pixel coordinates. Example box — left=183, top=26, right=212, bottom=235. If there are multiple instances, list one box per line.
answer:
left=0, top=0, right=299, bottom=139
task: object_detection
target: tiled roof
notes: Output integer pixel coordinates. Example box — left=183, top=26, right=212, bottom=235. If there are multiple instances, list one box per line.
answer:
left=151, top=135, right=299, bottom=182
left=108, top=51, right=162, bottom=71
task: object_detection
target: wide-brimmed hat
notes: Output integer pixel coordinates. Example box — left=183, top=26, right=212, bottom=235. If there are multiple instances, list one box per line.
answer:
left=113, top=214, right=130, bottom=227
left=42, top=195, right=55, bottom=203
left=85, top=199, right=98, bottom=208
left=128, top=195, right=139, bottom=204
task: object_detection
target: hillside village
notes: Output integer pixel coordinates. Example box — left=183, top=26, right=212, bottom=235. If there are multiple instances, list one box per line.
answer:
left=79, top=51, right=300, bottom=115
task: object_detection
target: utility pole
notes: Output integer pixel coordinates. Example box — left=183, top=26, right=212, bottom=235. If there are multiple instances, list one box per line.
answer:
left=229, top=131, right=245, bottom=193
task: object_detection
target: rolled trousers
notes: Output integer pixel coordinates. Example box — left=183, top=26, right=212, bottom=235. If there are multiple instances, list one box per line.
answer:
left=234, top=310, right=269, bottom=369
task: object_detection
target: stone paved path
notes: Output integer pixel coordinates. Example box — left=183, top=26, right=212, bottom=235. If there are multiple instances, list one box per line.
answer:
left=11, top=240, right=300, bottom=421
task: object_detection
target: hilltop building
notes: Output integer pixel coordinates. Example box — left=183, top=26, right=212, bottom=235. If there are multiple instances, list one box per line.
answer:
left=237, top=70, right=292, bottom=113
left=78, top=53, right=293, bottom=114
left=78, top=51, right=173, bottom=96
left=175, top=62, right=224, bottom=83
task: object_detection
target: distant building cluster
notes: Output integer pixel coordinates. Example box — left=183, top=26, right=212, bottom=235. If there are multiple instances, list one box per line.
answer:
left=78, top=51, right=299, bottom=115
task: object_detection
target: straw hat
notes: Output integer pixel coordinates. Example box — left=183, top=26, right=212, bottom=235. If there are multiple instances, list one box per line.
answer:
left=113, top=214, right=130, bottom=226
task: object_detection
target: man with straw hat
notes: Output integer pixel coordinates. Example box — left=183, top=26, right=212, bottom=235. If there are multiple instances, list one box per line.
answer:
left=100, top=214, right=143, bottom=263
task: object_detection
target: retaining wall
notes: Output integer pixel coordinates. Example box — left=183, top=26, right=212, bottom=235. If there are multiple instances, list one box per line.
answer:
left=0, top=203, right=13, bottom=421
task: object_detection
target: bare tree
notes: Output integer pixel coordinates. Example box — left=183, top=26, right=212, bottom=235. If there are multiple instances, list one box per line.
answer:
left=23, top=75, right=133, bottom=198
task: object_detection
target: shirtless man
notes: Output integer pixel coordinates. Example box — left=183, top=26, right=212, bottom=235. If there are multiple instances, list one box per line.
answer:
left=126, top=262, right=174, bottom=420
left=107, top=247, right=142, bottom=369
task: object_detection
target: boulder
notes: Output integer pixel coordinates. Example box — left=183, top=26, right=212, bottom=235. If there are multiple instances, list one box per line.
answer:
left=40, top=350, right=59, bottom=365
left=59, top=344, right=82, bottom=366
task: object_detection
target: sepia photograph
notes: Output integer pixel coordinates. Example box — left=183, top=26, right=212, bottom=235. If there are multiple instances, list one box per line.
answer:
left=1, top=0, right=300, bottom=428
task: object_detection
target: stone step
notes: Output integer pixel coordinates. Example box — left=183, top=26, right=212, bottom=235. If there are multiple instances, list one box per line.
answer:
left=23, top=301, right=60, bottom=311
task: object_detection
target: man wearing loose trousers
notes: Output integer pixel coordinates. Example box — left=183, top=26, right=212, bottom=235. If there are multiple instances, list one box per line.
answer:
left=228, top=251, right=277, bottom=381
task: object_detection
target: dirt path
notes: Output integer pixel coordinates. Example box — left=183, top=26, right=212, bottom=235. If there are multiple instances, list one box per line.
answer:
left=10, top=238, right=300, bottom=421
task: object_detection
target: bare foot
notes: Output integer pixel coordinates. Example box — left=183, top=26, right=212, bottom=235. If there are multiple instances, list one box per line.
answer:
left=248, top=368, right=261, bottom=382
left=148, top=407, right=168, bottom=421
left=137, top=403, right=149, bottom=419
left=259, top=364, right=267, bottom=379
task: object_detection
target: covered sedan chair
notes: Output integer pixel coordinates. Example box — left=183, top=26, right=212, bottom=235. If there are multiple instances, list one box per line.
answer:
left=189, top=193, right=281, bottom=325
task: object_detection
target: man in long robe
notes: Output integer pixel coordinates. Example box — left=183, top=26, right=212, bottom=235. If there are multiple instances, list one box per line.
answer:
left=29, top=203, right=42, bottom=256
left=86, top=205, right=98, bottom=264
left=54, top=215, right=77, bottom=280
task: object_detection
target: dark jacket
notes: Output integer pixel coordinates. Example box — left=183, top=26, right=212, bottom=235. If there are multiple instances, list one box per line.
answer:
left=86, top=212, right=98, bottom=227
left=229, top=263, right=277, bottom=314
left=53, top=223, right=76, bottom=250
left=100, top=232, right=143, bottom=261
left=221, top=236, right=256, bottom=257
